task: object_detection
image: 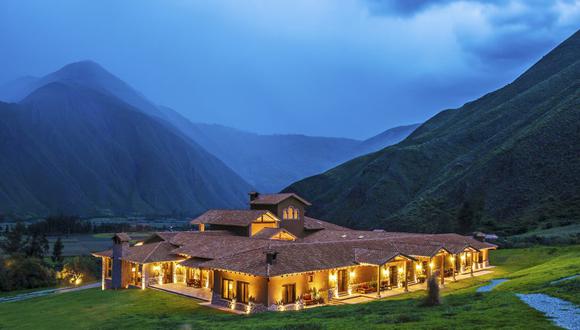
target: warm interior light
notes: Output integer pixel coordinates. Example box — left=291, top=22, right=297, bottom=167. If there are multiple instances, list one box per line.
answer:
left=415, top=264, right=422, bottom=271
left=398, top=267, right=403, bottom=273
left=131, top=267, right=136, bottom=272
left=429, top=262, right=434, bottom=269
left=349, top=270, right=355, bottom=278
left=460, top=255, right=466, bottom=261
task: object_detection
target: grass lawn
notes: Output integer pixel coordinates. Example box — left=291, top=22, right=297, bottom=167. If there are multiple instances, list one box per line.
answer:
left=0, top=245, right=578, bottom=329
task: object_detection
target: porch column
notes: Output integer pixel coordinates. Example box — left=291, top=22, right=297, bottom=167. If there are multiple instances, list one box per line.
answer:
left=470, top=252, right=474, bottom=277
left=404, top=261, right=409, bottom=292
left=377, top=265, right=381, bottom=298
left=426, top=258, right=430, bottom=288
left=141, top=264, right=148, bottom=290
left=101, top=258, right=106, bottom=290
left=440, top=254, right=445, bottom=287
left=452, top=255, right=456, bottom=282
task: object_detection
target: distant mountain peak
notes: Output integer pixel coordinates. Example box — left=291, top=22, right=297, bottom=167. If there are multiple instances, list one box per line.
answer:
left=50, top=60, right=119, bottom=83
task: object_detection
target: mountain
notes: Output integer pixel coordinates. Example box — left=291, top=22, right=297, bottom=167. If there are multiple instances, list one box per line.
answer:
left=285, top=30, right=580, bottom=235
left=0, top=61, right=165, bottom=118
left=0, top=82, right=252, bottom=218
left=158, top=107, right=419, bottom=191
left=357, top=124, right=421, bottom=155
left=0, top=62, right=418, bottom=193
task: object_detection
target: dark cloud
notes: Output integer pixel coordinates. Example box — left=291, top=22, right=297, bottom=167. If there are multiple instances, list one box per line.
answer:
left=364, top=0, right=454, bottom=16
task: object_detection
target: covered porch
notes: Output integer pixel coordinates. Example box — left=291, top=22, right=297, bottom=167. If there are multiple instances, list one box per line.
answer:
left=150, top=282, right=212, bottom=301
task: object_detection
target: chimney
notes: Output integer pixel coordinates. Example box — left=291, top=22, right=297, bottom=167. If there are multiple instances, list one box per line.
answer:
left=265, top=249, right=278, bottom=277
left=249, top=191, right=260, bottom=202
left=266, top=250, right=278, bottom=265
left=111, top=233, right=130, bottom=289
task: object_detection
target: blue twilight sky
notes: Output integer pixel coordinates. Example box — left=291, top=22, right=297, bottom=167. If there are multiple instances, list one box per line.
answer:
left=0, top=1, right=578, bottom=139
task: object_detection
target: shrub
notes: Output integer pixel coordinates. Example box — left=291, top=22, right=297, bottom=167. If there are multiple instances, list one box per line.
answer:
left=423, top=276, right=440, bottom=306
left=5, top=256, right=55, bottom=290
left=60, top=256, right=100, bottom=285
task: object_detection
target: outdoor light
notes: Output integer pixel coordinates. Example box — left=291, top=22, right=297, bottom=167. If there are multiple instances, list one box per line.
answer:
left=429, top=262, right=434, bottom=269
left=329, top=273, right=337, bottom=282
left=349, top=270, right=355, bottom=278
left=398, top=267, right=403, bottom=274
left=131, top=267, right=136, bottom=272
left=460, top=255, right=466, bottom=261
left=416, top=264, right=422, bottom=271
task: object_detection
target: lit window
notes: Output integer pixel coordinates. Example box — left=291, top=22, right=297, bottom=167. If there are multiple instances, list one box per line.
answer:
left=222, top=279, right=234, bottom=300
left=283, top=206, right=299, bottom=220
left=282, top=284, right=296, bottom=304
left=236, top=281, right=249, bottom=304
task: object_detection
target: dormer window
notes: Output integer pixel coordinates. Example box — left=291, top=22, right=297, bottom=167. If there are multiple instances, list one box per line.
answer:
left=283, top=206, right=299, bottom=220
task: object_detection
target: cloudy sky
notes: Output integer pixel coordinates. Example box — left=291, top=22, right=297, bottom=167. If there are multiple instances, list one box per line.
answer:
left=0, top=0, right=578, bottom=139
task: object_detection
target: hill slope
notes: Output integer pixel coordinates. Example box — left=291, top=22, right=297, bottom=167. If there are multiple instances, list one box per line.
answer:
left=0, top=83, right=252, bottom=218
left=286, top=30, right=580, bottom=235
left=0, top=62, right=418, bottom=193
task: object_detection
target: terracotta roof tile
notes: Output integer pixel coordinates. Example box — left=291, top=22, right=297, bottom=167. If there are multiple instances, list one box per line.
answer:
left=250, top=193, right=311, bottom=206
left=190, top=210, right=272, bottom=227
left=304, top=216, right=352, bottom=231
left=252, top=228, right=297, bottom=240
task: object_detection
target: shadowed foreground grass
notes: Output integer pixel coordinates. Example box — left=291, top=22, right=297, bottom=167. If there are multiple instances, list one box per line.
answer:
left=0, top=246, right=577, bottom=329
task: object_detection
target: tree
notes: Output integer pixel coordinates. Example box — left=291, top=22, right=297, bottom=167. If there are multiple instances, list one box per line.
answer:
left=423, top=275, right=441, bottom=306
left=0, top=222, right=27, bottom=255
left=25, top=232, right=49, bottom=259
left=52, top=237, right=64, bottom=264
left=0, top=256, right=10, bottom=291
left=6, top=256, right=55, bottom=290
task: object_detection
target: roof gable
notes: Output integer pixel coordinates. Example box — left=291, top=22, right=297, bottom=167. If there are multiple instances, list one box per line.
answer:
left=250, top=193, right=311, bottom=206
left=190, top=210, right=276, bottom=227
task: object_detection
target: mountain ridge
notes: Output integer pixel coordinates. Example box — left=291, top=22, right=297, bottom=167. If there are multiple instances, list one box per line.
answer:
left=285, top=29, right=580, bottom=235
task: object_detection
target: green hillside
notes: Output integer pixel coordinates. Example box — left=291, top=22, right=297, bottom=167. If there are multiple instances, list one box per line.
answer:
left=286, top=30, right=580, bottom=235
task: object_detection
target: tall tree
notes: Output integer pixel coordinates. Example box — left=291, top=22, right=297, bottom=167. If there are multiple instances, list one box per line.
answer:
left=52, top=237, right=64, bottom=264
left=0, top=222, right=27, bottom=255
left=25, top=232, right=49, bottom=259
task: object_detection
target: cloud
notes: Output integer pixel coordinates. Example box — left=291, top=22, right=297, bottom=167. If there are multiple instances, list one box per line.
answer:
left=364, top=0, right=580, bottom=67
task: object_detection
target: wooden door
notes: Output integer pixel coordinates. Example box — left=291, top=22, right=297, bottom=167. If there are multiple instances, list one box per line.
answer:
left=389, top=266, right=397, bottom=287
left=337, top=269, right=348, bottom=292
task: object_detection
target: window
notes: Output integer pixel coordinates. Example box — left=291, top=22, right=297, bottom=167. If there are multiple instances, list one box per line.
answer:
left=283, top=206, right=299, bottom=220
left=236, top=281, right=249, bottom=304
left=222, top=279, right=234, bottom=300
left=282, top=284, right=296, bottom=304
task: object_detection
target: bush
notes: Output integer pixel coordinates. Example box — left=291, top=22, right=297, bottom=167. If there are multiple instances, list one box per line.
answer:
left=0, top=257, right=11, bottom=291
left=4, top=256, right=56, bottom=291
left=423, top=276, right=440, bottom=306
left=60, top=256, right=100, bottom=285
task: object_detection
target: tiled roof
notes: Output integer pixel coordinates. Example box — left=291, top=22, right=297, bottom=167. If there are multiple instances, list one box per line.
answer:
left=353, top=248, right=411, bottom=265
left=250, top=193, right=311, bottom=206
left=179, top=257, right=212, bottom=268
left=170, top=234, right=289, bottom=259
left=92, top=249, right=112, bottom=258
left=121, top=241, right=184, bottom=264
left=190, top=210, right=272, bottom=227
left=199, top=242, right=360, bottom=277
left=113, top=233, right=131, bottom=242
left=303, top=216, right=352, bottom=231
left=252, top=228, right=297, bottom=240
